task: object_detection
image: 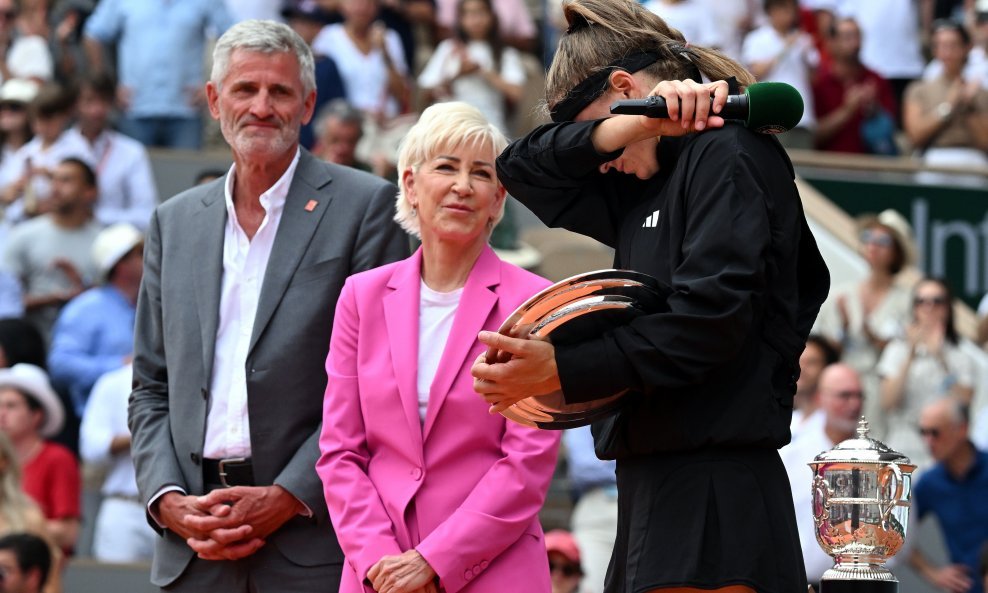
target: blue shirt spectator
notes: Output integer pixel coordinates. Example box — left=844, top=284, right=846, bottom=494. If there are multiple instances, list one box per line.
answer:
left=47, top=285, right=135, bottom=416
left=564, top=425, right=616, bottom=496
left=914, top=448, right=988, bottom=593
left=83, top=0, right=234, bottom=149
left=47, top=223, right=143, bottom=416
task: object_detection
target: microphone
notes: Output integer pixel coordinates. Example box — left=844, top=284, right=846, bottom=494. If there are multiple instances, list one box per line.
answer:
left=609, top=81, right=804, bottom=134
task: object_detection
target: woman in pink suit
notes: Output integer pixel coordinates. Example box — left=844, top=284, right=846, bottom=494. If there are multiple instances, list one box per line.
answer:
left=317, top=101, right=560, bottom=593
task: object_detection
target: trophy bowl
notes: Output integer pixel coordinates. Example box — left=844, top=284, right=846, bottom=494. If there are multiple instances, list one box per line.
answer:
left=808, top=418, right=916, bottom=592
left=487, top=270, right=669, bottom=429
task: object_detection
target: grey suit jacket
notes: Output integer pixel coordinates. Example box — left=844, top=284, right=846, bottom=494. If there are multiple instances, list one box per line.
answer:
left=129, top=150, right=409, bottom=586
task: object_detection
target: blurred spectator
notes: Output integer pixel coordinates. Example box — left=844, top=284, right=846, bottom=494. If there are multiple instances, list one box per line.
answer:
left=878, top=278, right=976, bottom=471
left=839, top=0, right=927, bottom=122
left=781, top=363, right=863, bottom=588
left=1, top=158, right=101, bottom=343
left=644, top=0, right=722, bottom=50
left=742, top=0, right=819, bottom=149
left=0, top=276, right=20, bottom=319
left=312, top=0, right=410, bottom=120
left=564, top=425, right=615, bottom=593
left=312, top=98, right=371, bottom=170
left=910, top=398, right=988, bottom=593
left=814, top=209, right=914, bottom=441
left=418, top=0, right=525, bottom=135
left=83, top=0, right=234, bottom=150
left=904, top=19, right=988, bottom=169
left=545, top=529, right=583, bottom=593
left=791, top=334, right=840, bottom=439
left=0, top=434, right=59, bottom=593
left=0, top=365, right=79, bottom=555
left=0, top=80, right=36, bottom=169
left=283, top=0, right=347, bottom=150
left=0, top=532, right=52, bottom=593
left=47, top=223, right=142, bottom=417
left=703, top=0, right=761, bottom=61
left=0, top=320, right=45, bottom=370
left=80, top=363, right=154, bottom=563
left=0, top=0, right=54, bottom=84
left=813, top=17, right=898, bottom=154
left=0, top=79, right=37, bottom=316
left=64, top=73, right=157, bottom=230
left=0, top=83, right=89, bottom=223
left=436, top=0, right=536, bottom=51
left=0, top=433, right=47, bottom=539
left=47, top=1, right=95, bottom=83
left=923, top=10, right=988, bottom=89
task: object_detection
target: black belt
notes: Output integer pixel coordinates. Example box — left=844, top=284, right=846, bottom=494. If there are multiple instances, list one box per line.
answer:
left=203, top=457, right=255, bottom=488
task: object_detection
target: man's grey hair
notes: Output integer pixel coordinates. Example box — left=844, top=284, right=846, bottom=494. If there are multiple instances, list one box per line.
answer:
left=211, top=20, right=316, bottom=95
left=315, top=99, right=365, bottom=136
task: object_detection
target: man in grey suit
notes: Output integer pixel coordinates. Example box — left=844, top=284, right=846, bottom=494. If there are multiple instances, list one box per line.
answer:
left=129, top=20, right=408, bottom=591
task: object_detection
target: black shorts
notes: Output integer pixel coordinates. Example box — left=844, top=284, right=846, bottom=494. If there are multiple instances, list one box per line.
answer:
left=605, top=447, right=807, bottom=593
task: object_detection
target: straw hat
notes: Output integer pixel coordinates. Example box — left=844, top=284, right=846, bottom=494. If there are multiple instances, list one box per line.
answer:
left=0, top=364, right=65, bottom=438
left=856, top=209, right=917, bottom=267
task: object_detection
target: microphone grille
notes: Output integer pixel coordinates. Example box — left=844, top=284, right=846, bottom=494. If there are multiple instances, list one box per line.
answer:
left=745, top=82, right=804, bottom=134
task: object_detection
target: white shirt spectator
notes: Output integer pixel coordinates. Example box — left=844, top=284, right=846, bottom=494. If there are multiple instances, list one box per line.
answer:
left=204, top=149, right=299, bottom=460
left=436, top=0, right=536, bottom=44
left=312, top=24, right=408, bottom=118
left=742, top=25, right=819, bottom=129
left=63, top=127, right=158, bottom=230
left=780, top=411, right=836, bottom=584
left=418, top=40, right=526, bottom=135
left=644, top=0, right=722, bottom=49
left=81, top=363, right=155, bottom=562
left=923, top=46, right=988, bottom=89
left=0, top=131, right=91, bottom=223
left=700, top=0, right=765, bottom=61
left=839, top=0, right=925, bottom=80
left=5, top=35, right=53, bottom=81
left=80, top=364, right=139, bottom=497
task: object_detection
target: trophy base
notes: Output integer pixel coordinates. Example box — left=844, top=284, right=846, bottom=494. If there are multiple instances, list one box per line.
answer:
left=820, top=580, right=897, bottom=593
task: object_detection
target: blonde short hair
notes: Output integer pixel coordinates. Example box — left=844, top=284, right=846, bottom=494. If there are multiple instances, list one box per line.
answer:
left=394, top=102, right=509, bottom=238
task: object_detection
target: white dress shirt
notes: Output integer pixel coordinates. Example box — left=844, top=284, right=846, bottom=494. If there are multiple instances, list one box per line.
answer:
left=80, top=364, right=139, bottom=497
left=203, top=149, right=300, bottom=460
left=779, top=416, right=835, bottom=583
left=65, top=127, right=158, bottom=230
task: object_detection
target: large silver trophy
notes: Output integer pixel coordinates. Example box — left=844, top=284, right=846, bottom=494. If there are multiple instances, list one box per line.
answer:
left=809, top=418, right=916, bottom=593
left=487, top=270, right=668, bottom=429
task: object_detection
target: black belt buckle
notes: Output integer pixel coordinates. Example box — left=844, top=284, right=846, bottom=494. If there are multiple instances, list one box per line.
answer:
left=218, top=457, right=252, bottom=488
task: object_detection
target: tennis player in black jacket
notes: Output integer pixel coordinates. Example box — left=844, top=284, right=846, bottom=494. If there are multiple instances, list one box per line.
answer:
left=470, top=1, right=830, bottom=593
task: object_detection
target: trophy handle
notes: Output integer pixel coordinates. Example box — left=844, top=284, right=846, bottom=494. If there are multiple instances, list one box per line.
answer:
left=878, top=463, right=903, bottom=525
left=811, top=474, right=831, bottom=528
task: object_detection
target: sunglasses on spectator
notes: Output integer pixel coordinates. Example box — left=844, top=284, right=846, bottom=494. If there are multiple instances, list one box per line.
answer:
left=0, top=10, right=16, bottom=20
left=859, top=230, right=894, bottom=248
left=549, top=561, right=582, bottom=578
left=914, top=296, right=947, bottom=307
left=0, top=102, right=25, bottom=112
left=918, top=426, right=941, bottom=438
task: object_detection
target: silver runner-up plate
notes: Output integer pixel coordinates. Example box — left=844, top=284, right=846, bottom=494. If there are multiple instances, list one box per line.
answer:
left=486, top=270, right=668, bottom=430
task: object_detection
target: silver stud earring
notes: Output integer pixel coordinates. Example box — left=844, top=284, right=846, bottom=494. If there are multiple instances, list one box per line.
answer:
left=411, top=205, right=417, bottom=217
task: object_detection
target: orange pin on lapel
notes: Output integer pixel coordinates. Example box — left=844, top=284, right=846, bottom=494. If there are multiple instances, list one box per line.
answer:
left=304, top=199, right=318, bottom=212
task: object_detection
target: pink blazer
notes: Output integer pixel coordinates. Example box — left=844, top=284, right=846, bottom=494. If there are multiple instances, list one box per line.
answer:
left=317, top=246, right=560, bottom=593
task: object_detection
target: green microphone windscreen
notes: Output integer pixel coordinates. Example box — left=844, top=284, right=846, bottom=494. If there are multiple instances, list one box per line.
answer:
left=745, top=82, right=804, bottom=134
